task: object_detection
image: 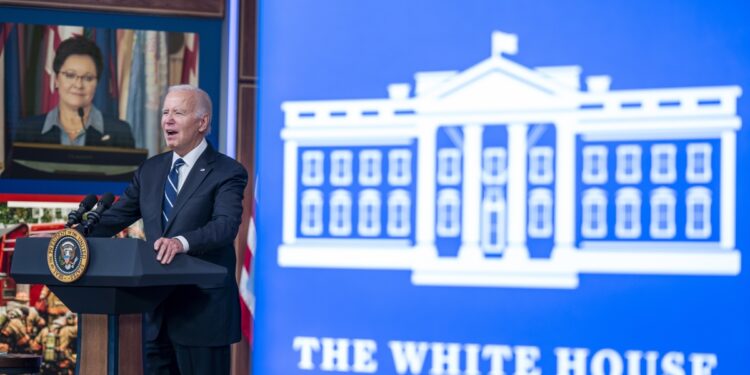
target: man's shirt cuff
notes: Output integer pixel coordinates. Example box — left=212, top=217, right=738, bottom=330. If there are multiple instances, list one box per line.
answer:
left=175, top=236, right=190, bottom=252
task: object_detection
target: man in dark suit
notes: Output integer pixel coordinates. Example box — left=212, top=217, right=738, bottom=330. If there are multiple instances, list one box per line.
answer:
left=89, top=85, right=247, bottom=374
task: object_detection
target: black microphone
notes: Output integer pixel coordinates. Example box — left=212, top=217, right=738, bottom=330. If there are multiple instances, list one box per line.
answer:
left=65, top=194, right=98, bottom=228
left=78, top=107, right=87, bottom=135
left=79, top=193, right=115, bottom=236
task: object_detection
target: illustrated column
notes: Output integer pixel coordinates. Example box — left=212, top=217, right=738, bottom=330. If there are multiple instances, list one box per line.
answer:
left=505, top=123, right=529, bottom=260
left=458, top=124, right=484, bottom=259
left=721, top=130, right=736, bottom=251
left=415, top=122, right=438, bottom=259
left=552, top=122, right=576, bottom=257
left=283, top=140, right=299, bottom=245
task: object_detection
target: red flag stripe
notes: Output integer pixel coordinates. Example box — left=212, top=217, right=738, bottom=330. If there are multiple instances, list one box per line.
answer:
left=239, top=179, right=257, bottom=344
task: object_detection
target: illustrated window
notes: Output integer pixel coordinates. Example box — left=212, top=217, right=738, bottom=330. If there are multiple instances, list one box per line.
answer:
left=582, top=188, right=607, bottom=238
left=437, top=148, right=461, bottom=185
left=436, top=189, right=461, bottom=237
left=358, top=189, right=381, bottom=236
left=300, top=189, right=323, bottom=236
left=615, top=188, right=641, bottom=239
left=616, top=145, right=642, bottom=184
left=388, top=149, right=412, bottom=186
left=330, top=150, right=353, bottom=186
left=482, top=147, right=507, bottom=185
left=650, top=187, right=676, bottom=239
left=359, top=150, right=382, bottom=186
left=528, top=147, right=553, bottom=185
left=387, top=189, right=411, bottom=237
left=686, top=143, right=712, bottom=184
left=301, top=150, right=324, bottom=186
left=686, top=187, right=712, bottom=239
left=582, top=146, right=608, bottom=184
left=481, top=187, right=506, bottom=252
left=528, top=188, right=553, bottom=238
left=329, top=190, right=352, bottom=236
left=650, top=144, right=677, bottom=184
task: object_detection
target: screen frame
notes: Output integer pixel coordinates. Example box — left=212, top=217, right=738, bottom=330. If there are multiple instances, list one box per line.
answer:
left=0, top=6, right=223, bottom=195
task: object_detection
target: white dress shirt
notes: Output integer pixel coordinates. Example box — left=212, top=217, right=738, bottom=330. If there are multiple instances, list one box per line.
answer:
left=170, top=138, right=208, bottom=251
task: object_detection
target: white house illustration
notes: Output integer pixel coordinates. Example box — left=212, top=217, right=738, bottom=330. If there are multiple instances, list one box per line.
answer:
left=277, top=31, right=742, bottom=289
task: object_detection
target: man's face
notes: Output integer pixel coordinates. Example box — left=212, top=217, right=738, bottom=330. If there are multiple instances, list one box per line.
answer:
left=161, top=91, right=208, bottom=156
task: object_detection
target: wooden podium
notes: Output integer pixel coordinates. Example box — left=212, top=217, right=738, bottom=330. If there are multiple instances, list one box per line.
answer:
left=10, top=237, right=227, bottom=375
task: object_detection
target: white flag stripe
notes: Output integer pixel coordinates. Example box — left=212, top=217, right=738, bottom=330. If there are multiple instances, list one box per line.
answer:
left=240, top=176, right=258, bottom=342
left=239, top=268, right=255, bottom=316
left=246, top=217, right=256, bottom=255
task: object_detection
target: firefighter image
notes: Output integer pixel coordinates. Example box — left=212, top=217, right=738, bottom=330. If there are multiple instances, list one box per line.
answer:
left=30, top=312, right=78, bottom=375
left=20, top=306, right=46, bottom=338
left=35, top=286, right=70, bottom=323
left=0, top=308, right=33, bottom=353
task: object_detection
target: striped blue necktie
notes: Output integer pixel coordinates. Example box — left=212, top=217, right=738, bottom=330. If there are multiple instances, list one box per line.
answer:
left=162, top=158, right=185, bottom=228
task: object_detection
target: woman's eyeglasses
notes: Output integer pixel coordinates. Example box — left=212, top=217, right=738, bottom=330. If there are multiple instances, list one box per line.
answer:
left=59, top=71, right=97, bottom=84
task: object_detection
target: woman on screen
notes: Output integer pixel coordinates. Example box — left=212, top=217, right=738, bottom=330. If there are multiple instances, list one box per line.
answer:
left=13, top=36, right=134, bottom=148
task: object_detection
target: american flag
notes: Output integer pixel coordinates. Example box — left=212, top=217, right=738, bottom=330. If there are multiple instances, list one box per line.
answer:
left=180, top=33, right=199, bottom=86
left=41, top=26, right=84, bottom=113
left=239, top=179, right=257, bottom=344
left=0, top=24, right=12, bottom=55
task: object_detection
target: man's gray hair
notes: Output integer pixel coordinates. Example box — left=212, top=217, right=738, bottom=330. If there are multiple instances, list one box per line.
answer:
left=167, top=84, right=213, bottom=132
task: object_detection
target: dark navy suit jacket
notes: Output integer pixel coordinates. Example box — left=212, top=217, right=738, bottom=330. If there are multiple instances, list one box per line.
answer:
left=14, top=113, right=135, bottom=148
left=90, top=143, right=247, bottom=346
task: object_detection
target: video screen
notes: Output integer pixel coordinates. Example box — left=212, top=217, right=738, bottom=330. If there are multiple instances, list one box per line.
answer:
left=0, top=23, right=200, bottom=181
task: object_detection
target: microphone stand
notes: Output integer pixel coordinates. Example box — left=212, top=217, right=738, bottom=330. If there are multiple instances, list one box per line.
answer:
left=78, top=107, right=86, bottom=134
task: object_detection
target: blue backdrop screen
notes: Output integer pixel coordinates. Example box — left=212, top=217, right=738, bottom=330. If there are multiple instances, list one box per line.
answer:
left=255, top=1, right=750, bottom=374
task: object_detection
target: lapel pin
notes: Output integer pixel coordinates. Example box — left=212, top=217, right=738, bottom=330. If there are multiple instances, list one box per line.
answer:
left=200, top=168, right=206, bottom=172
left=101, top=134, right=111, bottom=141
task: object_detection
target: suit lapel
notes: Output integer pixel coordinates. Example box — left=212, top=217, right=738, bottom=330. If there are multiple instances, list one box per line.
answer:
left=85, top=127, right=103, bottom=146
left=164, top=146, right=215, bottom=233
left=42, top=127, right=61, bottom=143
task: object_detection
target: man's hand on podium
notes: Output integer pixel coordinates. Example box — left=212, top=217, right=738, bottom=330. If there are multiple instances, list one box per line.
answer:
left=153, top=237, right=186, bottom=264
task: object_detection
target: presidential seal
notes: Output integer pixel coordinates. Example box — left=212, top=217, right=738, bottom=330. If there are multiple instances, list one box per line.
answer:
left=47, top=228, right=90, bottom=283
